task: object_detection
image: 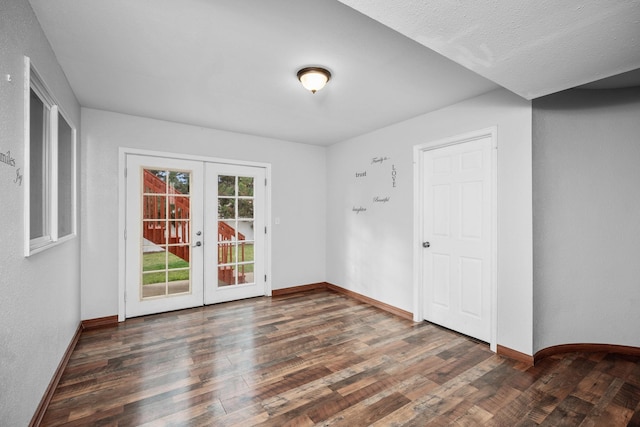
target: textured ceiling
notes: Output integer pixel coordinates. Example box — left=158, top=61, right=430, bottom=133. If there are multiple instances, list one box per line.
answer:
left=28, top=0, right=497, bottom=146
left=338, top=0, right=640, bottom=99
left=29, top=0, right=639, bottom=146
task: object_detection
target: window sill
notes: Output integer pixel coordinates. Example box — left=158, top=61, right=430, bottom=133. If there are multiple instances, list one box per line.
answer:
left=27, top=234, right=76, bottom=257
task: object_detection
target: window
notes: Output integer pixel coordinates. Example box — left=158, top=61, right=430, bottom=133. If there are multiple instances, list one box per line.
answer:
left=25, top=57, right=77, bottom=255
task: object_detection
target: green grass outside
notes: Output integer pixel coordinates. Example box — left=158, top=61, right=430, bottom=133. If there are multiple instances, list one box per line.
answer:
left=143, top=251, right=189, bottom=285
left=142, top=245, right=255, bottom=285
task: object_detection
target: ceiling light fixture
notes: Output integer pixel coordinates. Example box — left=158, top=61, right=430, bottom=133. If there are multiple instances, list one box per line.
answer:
left=297, top=67, right=331, bottom=94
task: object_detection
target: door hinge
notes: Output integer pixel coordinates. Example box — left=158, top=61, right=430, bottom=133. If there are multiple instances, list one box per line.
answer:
left=124, top=167, right=127, bottom=178
left=265, top=178, right=267, bottom=186
left=265, top=226, right=267, bottom=234
left=264, top=274, right=267, bottom=282
left=124, top=229, right=127, bottom=240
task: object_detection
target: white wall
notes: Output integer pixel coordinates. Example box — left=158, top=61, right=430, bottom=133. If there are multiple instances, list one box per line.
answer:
left=327, top=89, right=533, bottom=355
left=81, top=108, right=326, bottom=320
left=0, top=1, right=81, bottom=424
left=533, top=87, right=640, bottom=352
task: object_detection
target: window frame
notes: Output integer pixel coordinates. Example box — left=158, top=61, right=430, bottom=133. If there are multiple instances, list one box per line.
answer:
left=24, top=57, right=78, bottom=256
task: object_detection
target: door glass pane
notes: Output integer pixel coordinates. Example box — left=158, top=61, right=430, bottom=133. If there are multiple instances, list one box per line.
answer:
left=171, top=196, right=190, bottom=219
left=239, top=243, right=254, bottom=263
left=219, top=220, right=237, bottom=241
left=168, top=171, right=190, bottom=194
left=169, top=220, right=190, bottom=244
left=218, top=265, right=237, bottom=287
left=238, top=199, right=254, bottom=219
left=238, top=177, right=253, bottom=197
left=143, top=220, right=167, bottom=245
left=218, top=199, right=235, bottom=219
left=218, top=175, right=235, bottom=196
left=143, top=195, right=166, bottom=219
left=218, top=242, right=237, bottom=264
left=141, top=168, right=192, bottom=299
left=142, top=272, right=167, bottom=298
left=168, top=269, right=190, bottom=295
left=237, top=220, right=254, bottom=240
left=144, top=170, right=167, bottom=193
left=237, top=262, right=253, bottom=284
left=143, top=245, right=168, bottom=271
left=216, top=174, right=255, bottom=287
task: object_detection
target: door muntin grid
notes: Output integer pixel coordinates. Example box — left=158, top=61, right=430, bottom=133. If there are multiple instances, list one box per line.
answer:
left=140, top=168, right=192, bottom=299
left=217, top=175, right=255, bottom=287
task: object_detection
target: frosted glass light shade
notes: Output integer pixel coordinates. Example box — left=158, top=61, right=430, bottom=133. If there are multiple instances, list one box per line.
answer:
left=297, top=67, right=331, bottom=94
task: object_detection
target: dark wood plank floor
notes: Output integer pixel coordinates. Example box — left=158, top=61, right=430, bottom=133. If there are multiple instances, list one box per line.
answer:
left=42, top=290, right=640, bottom=426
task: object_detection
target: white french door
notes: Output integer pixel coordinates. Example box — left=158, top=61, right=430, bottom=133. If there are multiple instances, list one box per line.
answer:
left=125, top=155, right=204, bottom=317
left=421, top=136, right=493, bottom=342
left=124, top=154, right=266, bottom=318
left=204, top=163, right=266, bottom=304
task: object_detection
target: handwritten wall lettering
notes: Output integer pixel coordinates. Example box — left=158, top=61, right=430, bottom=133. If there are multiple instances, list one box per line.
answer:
left=1, top=149, right=22, bottom=186
left=14, top=168, right=23, bottom=186
left=0, top=150, right=16, bottom=167
left=371, top=156, right=390, bottom=165
left=373, top=196, right=390, bottom=203
left=391, top=164, right=397, bottom=188
left=352, top=155, right=395, bottom=212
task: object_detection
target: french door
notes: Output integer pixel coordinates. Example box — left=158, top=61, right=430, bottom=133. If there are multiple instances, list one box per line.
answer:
left=125, top=154, right=266, bottom=318
left=421, top=136, right=493, bottom=342
left=204, top=163, right=266, bottom=305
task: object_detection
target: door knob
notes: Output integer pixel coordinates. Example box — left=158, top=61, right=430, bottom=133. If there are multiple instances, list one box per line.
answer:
left=193, top=241, right=202, bottom=247
left=422, top=241, right=430, bottom=248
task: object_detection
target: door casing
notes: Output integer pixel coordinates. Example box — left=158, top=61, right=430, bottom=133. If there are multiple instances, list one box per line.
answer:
left=118, top=147, right=272, bottom=321
left=413, top=127, right=498, bottom=352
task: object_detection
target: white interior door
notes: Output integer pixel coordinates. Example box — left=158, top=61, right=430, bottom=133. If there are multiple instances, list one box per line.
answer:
left=204, top=163, right=266, bottom=304
left=125, top=155, right=204, bottom=318
left=422, top=137, right=493, bottom=342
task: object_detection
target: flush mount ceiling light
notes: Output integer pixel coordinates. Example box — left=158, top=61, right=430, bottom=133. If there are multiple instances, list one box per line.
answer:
left=297, top=67, right=331, bottom=94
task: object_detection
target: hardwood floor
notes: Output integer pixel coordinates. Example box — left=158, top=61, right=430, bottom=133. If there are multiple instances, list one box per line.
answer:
left=42, top=290, right=640, bottom=426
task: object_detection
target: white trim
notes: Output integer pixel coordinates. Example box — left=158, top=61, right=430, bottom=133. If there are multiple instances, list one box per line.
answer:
left=118, top=149, right=127, bottom=321
left=413, top=126, right=498, bottom=352
left=118, top=147, right=273, bottom=321
left=50, top=105, right=59, bottom=242
left=24, top=57, right=31, bottom=257
left=265, top=165, right=273, bottom=297
left=56, top=105, right=79, bottom=240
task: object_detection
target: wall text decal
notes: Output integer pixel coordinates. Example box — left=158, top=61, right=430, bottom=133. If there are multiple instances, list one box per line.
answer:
left=371, top=156, right=390, bottom=165
left=352, top=155, right=396, bottom=214
left=14, top=168, right=23, bottom=186
left=0, top=150, right=16, bottom=167
left=391, top=164, right=397, bottom=188
left=1, top=150, right=22, bottom=186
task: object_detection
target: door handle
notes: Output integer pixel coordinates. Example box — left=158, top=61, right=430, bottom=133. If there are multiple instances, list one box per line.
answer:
left=422, top=241, right=430, bottom=248
left=193, top=241, right=202, bottom=248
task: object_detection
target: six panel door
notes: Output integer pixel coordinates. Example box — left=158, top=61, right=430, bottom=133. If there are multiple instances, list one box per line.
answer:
left=422, top=137, right=493, bottom=342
